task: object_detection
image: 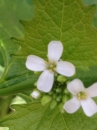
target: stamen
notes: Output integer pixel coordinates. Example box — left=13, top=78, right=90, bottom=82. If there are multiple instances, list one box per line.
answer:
left=77, top=92, right=87, bottom=100
left=50, top=65, right=53, bottom=68
left=49, top=69, right=53, bottom=73
left=77, top=93, right=81, bottom=100
left=53, top=68, right=56, bottom=71
left=49, top=60, right=53, bottom=63
left=46, top=60, right=56, bottom=72
left=53, top=62, right=56, bottom=66
left=45, top=61, right=48, bottom=64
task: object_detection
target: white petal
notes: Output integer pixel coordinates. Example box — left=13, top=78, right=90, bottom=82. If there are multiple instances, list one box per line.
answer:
left=67, top=79, right=85, bottom=95
left=63, top=97, right=80, bottom=113
left=48, top=41, right=63, bottom=61
left=86, top=83, right=97, bottom=97
left=26, top=55, right=46, bottom=71
left=81, top=98, right=97, bottom=117
left=56, top=61, right=75, bottom=77
left=37, top=70, right=54, bottom=92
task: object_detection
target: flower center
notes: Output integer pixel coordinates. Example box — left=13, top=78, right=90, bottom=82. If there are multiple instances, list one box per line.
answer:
left=77, top=91, right=87, bottom=100
left=46, top=60, right=56, bottom=72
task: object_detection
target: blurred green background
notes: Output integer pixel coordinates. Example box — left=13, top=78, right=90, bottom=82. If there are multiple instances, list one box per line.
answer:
left=0, top=0, right=34, bottom=129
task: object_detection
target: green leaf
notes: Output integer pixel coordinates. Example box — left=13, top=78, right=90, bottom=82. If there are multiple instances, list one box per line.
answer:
left=0, top=0, right=36, bottom=96
left=83, top=0, right=97, bottom=4
left=1, top=102, right=97, bottom=130
left=0, top=0, right=34, bottom=65
left=67, top=66, right=97, bottom=88
left=75, top=66, right=97, bottom=87
left=83, top=0, right=97, bottom=28
left=16, top=0, right=97, bottom=69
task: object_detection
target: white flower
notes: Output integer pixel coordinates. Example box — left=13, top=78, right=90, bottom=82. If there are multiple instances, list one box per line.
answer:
left=63, top=79, right=97, bottom=117
left=31, top=90, right=41, bottom=99
left=26, top=41, right=75, bottom=92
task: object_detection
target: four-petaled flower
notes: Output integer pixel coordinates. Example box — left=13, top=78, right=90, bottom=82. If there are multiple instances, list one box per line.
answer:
left=26, top=41, right=75, bottom=92
left=63, top=79, right=97, bottom=117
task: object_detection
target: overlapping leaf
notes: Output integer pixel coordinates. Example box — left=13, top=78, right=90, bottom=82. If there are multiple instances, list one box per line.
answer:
left=1, top=102, right=97, bottom=130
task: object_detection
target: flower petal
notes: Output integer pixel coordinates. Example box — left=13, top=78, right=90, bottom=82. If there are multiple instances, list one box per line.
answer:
left=37, top=70, right=54, bottom=92
left=56, top=61, right=75, bottom=77
left=67, top=79, right=85, bottom=95
left=63, top=97, right=80, bottom=113
left=81, top=98, right=97, bottom=117
left=48, top=41, right=63, bottom=61
left=26, top=55, right=46, bottom=71
left=86, top=83, right=97, bottom=97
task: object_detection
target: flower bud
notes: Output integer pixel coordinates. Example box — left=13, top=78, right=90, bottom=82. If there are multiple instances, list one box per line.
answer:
left=58, top=103, right=65, bottom=113
left=50, top=100, right=57, bottom=109
left=63, top=88, right=69, bottom=94
left=56, top=88, right=62, bottom=93
left=62, top=95, right=70, bottom=103
left=31, top=90, right=41, bottom=99
left=57, top=75, right=67, bottom=83
left=53, top=94, right=57, bottom=99
left=41, top=95, right=52, bottom=105
left=48, top=91, right=54, bottom=95
left=56, top=95, right=62, bottom=102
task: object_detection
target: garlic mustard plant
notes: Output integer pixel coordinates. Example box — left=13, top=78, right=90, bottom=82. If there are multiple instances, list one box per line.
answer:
left=63, top=79, right=97, bottom=117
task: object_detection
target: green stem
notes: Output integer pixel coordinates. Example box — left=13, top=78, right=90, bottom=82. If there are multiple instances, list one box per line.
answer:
left=0, top=95, right=13, bottom=120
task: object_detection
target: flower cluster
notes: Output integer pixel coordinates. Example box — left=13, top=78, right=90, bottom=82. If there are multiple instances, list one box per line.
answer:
left=26, top=41, right=97, bottom=117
